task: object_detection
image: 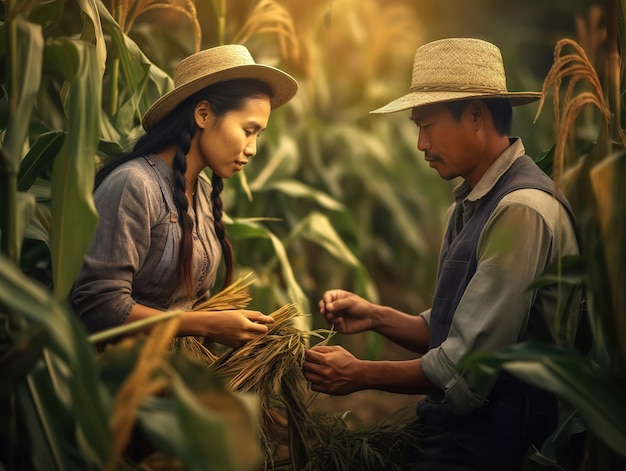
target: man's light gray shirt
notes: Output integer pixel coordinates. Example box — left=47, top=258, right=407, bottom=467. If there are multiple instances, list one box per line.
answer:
left=420, top=139, right=580, bottom=414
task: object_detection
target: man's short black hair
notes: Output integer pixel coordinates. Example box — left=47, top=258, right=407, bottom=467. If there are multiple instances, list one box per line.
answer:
left=443, top=98, right=513, bottom=136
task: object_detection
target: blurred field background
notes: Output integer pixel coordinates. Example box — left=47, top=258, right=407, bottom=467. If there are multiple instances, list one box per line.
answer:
left=4, top=0, right=622, bottom=468
left=64, top=0, right=603, bottom=422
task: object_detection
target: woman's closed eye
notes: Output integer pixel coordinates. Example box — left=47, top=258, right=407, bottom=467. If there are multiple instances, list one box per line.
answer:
left=245, top=127, right=265, bottom=138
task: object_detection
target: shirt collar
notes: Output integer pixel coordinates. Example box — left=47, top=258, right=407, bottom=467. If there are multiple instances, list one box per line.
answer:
left=452, top=137, right=526, bottom=204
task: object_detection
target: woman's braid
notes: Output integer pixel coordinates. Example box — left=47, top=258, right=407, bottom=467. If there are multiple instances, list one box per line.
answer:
left=94, top=79, right=274, bottom=298
left=211, top=172, right=233, bottom=289
left=172, top=118, right=196, bottom=297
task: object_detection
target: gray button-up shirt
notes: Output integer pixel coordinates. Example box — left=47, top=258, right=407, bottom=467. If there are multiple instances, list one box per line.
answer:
left=72, top=156, right=222, bottom=332
left=420, top=138, right=580, bottom=414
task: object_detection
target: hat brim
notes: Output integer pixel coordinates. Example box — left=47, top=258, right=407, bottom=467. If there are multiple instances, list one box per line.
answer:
left=370, top=90, right=542, bottom=114
left=142, top=64, right=298, bottom=131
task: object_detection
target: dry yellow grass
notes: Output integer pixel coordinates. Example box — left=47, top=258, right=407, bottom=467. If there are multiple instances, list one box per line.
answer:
left=109, top=0, right=201, bottom=51
left=534, top=39, right=610, bottom=187
left=107, top=316, right=181, bottom=471
left=106, top=273, right=334, bottom=469
left=168, top=272, right=333, bottom=468
left=231, top=0, right=301, bottom=64
left=194, top=271, right=255, bottom=311
left=170, top=272, right=256, bottom=364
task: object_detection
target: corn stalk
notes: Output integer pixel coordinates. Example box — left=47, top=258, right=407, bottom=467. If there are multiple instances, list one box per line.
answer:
left=213, top=0, right=226, bottom=45
left=606, top=0, right=621, bottom=143
left=461, top=1, right=626, bottom=468
left=1, top=0, right=18, bottom=262
left=106, top=0, right=201, bottom=116
left=0, top=0, right=41, bottom=263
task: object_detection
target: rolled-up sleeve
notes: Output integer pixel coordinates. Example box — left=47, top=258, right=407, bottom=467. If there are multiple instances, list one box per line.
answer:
left=421, top=195, right=558, bottom=415
left=72, top=167, right=159, bottom=332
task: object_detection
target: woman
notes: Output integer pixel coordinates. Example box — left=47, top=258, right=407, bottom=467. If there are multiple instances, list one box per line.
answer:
left=72, top=45, right=298, bottom=348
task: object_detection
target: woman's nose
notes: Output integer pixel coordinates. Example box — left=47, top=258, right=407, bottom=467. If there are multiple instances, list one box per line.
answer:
left=244, top=141, right=256, bottom=157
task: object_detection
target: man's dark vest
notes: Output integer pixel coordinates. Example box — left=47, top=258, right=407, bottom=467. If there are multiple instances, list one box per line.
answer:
left=428, top=155, right=574, bottom=349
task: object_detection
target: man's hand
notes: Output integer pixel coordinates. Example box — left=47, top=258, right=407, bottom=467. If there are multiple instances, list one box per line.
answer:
left=318, top=290, right=377, bottom=334
left=302, top=345, right=364, bottom=395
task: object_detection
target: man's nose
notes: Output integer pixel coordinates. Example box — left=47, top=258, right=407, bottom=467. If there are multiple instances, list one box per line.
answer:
left=417, top=131, right=430, bottom=151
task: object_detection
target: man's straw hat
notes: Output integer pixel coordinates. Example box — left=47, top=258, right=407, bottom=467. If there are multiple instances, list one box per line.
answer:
left=371, top=38, right=542, bottom=114
left=143, top=44, right=298, bottom=130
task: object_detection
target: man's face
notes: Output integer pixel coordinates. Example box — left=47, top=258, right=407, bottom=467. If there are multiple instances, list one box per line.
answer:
left=410, top=102, right=483, bottom=185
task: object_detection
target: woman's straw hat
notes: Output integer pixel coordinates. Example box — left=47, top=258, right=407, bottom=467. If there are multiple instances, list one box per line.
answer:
left=371, top=38, right=542, bottom=114
left=143, top=44, right=298, bottom=130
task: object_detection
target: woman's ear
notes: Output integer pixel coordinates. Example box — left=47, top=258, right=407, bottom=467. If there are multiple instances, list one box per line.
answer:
left=194, top=100, right=213, bottom=128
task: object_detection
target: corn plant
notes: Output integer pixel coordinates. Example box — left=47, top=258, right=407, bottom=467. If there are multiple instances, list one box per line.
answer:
left=224, top=0, right=454, bottom=361
left=459, top=2, right=626, bottom=470
left=4, top=0, right=610, bottom=469
left=0, top=0, right=311, bottom=469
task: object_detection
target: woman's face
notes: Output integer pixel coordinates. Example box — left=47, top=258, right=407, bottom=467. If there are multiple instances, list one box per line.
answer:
left=195, top=95, right=271, bottom=178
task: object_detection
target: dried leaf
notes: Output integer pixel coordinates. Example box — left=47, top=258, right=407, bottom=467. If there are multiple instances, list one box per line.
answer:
left=110, top=0, right=201, bottom=52
left=107, top=316, right=180, bottom=470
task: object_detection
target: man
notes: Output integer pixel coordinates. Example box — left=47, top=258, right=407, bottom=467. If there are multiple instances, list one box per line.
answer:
left=302, top=38, right=580, bottom=470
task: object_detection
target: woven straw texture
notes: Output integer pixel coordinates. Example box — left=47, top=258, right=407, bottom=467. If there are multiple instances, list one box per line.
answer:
left=143, top=44, right=297, bottom=130
left=371, top=38, right=542, bottom=114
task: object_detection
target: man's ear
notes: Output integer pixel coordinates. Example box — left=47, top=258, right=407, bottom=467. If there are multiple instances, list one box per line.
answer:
left=468, top=100, right=487, bottom=128
left=194, top=100, right=213, bottom=128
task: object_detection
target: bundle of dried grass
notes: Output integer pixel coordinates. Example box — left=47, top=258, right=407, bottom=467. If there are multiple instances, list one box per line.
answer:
left=158, top=273, right=420, bottom=470
left=211, top=302, right=333, bottom=470
left=169, top=272, right=255, bottom=365
left=167, top=272, right=333, bottom=469
left=194, top=271, right=255, bottom=311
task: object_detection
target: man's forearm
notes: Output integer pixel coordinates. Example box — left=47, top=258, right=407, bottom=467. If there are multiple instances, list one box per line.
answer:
left=360, top=357, right=439, bottom=395
left=372, top=306, right=430, bottom=354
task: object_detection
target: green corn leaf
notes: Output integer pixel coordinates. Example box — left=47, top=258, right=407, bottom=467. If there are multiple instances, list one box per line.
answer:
left=459, top=342, right=626, bottom=457
left=258, top=179, right=346, bottom=212
left=287, top=211, right=378, bottom=302
left=3, top=17, right=43, bottom=170
left=17, top=131, right=65, bottom=192
left=0, top=254, right=111, bottom=466
left=45, top=38, right=101, bottom=299
left=226, top=217, right=309, bottom=314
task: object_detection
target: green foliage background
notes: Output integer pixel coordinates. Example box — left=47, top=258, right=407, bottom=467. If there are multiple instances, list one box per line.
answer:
left=2, top=0, right=624, bottom=470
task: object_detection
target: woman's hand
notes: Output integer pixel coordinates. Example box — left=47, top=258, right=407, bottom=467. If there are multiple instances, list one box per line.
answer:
left=302, top=345, right=364, bottom=395
left=198, top=309, right=273, bottom=348
left=318, top=290, right=378, bottom=334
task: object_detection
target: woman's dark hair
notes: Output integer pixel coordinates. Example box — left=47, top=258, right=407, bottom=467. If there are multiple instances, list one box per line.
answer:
left=444, top=98, right=513, bottom=135
left=96, top=78, right=273, bottom=294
